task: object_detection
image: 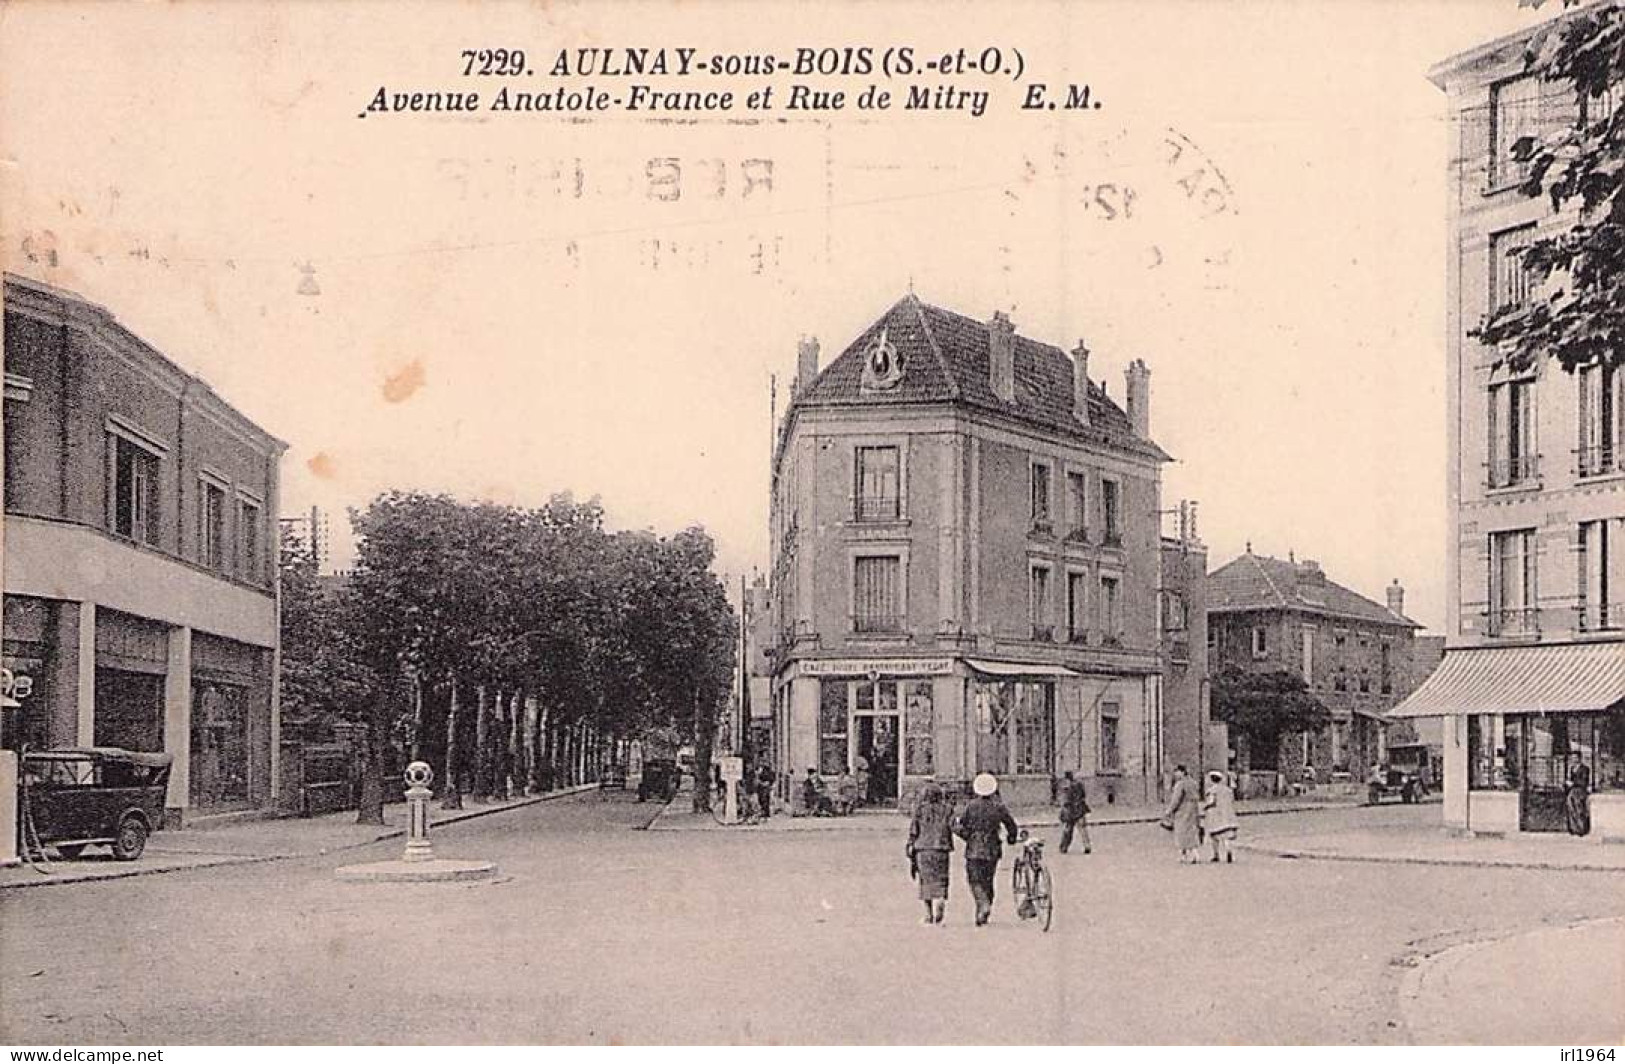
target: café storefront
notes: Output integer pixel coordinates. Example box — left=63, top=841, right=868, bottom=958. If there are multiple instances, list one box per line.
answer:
left=1391, top=642, right=1625, bottom=840
left=771, top=654, right=1162, bottom=809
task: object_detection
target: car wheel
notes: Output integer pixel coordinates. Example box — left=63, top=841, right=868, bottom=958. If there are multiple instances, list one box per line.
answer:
left=112, top=816, right=148, bottom=861
left=55, top=844, right=85, bottom=859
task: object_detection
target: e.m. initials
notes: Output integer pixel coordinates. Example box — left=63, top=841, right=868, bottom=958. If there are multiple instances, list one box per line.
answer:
left=1021, top=84, right=1102, bottom=112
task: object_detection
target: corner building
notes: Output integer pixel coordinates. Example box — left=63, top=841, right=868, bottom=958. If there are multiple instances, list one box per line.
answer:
left=3, top=274, right=286, bottom=823
left=767, top=296, right=1174, bottom=808
left=1394, top=20, right=1625, bottom=840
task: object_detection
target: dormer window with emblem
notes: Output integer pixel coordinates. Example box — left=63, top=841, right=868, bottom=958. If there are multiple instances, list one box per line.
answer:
left=859, top=327, right=906, bottom=392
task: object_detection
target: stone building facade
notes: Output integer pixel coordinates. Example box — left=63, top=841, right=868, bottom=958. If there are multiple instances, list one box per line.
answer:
left=2, top=274, right=285, bottom=822
left=1395, top=19, right=1625, bottom=840
left=1208, top=550, right=1422, bottom=788
left=765, top=294, right=1203, bottom=809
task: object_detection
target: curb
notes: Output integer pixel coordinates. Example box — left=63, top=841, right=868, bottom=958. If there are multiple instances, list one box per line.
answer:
left=1238, top=840, right=1625, bottom=874
left=1, top=783, right=602, bottom=891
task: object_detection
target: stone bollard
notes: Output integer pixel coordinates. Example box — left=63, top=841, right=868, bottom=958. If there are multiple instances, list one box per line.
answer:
left=402, top=761, right=435, bottom=863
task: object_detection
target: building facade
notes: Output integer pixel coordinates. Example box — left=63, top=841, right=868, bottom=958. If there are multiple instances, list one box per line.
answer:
left=1160, top=515, right=1226, bottom=784
left=1208, top=550, right=1423, bottom=789
left=1396, top=22, right=1625, bottom=840
left=766, top=295, right=1197, bottom=809
left=2, top=274, right=286, bottom=823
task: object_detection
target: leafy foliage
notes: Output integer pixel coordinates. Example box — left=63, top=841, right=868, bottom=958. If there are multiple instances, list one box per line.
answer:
left=1209, top=665, right=1332, bottom=750
left=1476, top=1, right=1625, bottom=373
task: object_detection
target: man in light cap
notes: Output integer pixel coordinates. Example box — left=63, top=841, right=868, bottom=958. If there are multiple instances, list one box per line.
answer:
left=953, top=772, right=1020, bottom=926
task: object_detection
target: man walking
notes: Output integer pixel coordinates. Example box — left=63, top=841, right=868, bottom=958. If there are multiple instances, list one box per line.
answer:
left=953, top=773, right=1020, bottom=926
left=755, top=762, right=775, bottom=820
left=1057, top=770, right=1092, bottom=854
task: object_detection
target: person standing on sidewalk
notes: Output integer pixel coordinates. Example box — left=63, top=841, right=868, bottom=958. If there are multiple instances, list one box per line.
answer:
left=906, top=782, right=955, bottom=925
left=1160, top=764, right=1202, bottom=864
left=1057, top=770, right=1092, bottom=854
left=953, top=773, right=1020, bottom=926
left=755, top=762, right=775, bottom=820
left=1565, top=758, right=1591, bottom=837
left=1201, top=770, right=1238, bottom=863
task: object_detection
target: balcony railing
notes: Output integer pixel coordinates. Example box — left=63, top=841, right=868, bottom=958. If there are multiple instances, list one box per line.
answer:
left=853, top=613, right=902, bottom=635
left=855, top=496, right=900, bottom=521
left=1576, top=444, right=1621, bottom=479
left=1484, top=606, right=1540, bottom=638
left=1485, top=455, right=1540, bottom=490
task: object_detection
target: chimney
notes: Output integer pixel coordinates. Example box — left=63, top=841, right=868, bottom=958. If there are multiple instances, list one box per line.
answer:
left=1072, top=340, right=1091, bottom=426
left=1125, top=358, right=1151, bottom=437
left=988, top=311, right=1015, bottom=404
left=1387, top=578, right=1405, bottom=617
left=1298, top=558, right=1323, bottom=580
left=795, top=335, right=820, bottom=396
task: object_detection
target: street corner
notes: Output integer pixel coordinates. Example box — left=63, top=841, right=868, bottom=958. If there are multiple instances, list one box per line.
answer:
left=1399, top=916, right=1625, bottom=1045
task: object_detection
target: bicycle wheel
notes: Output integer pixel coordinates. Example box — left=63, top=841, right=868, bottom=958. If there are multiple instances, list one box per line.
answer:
left=1031, top=865, right=1054, bottom=932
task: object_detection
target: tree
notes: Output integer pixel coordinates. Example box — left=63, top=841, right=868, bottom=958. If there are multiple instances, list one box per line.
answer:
left=1475, top=1, right=1624, bottom=374
left=1209, top=666, right=1332, bottom=769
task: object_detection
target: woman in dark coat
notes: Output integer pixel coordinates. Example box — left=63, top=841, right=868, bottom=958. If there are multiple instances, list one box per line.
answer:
left=1565, top=760, right=1592, bottom=837
left=907, top=782, right=955, bottom=924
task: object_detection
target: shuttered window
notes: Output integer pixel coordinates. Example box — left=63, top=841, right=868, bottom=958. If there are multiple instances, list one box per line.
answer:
left=853, top=555, right=901, bottom=633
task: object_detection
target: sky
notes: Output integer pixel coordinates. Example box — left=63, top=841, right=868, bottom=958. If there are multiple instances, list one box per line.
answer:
left=0, top=1, right=1562, bottom=633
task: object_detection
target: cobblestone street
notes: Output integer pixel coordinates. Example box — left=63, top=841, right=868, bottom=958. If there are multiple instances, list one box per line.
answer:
left=2, top=793, right=1621, bottom=1045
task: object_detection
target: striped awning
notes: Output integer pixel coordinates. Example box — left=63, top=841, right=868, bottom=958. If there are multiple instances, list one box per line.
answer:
left=965, top=659, right=1079, bottom=678
left=1389, top=641, right=1625, bottom=718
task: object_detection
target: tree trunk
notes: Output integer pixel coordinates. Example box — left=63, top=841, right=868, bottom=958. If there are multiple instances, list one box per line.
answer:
left=526, top=696, right=544, bottom=794
left=441, top=676, right=464, bottom=810
left=508, top=688, right=525, bottom=799
left=473, top=684, right=493, bottom=800
left=354, top=680, right=390, bottom=826
left=692, top=687, right=715, bottom=813
left=408, top=673, right=425, bottom=763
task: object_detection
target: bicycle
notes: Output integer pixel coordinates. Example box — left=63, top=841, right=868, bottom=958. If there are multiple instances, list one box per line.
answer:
left=1010, top=829, right=1054, bottom=932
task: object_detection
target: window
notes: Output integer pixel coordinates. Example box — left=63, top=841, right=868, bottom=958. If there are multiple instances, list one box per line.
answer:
left=1489, top=529, right=1538, bottom=636
left=854, top=446, right=900, bottom=521
left=974, top=680, right=1054, bottom=776
left=1334, top=667, right=1348, bottom=693
left=1468, top=713, right=1516, bottom=790
left=853, top=555, right=901, bottom=633
left=108, top=434, right=161, bottom=545
left=1101, top=478, right=1122, bottom=546
left=1099, top=701, right=1121, bottom=772
left=1067, top=572, right=1089, bottom=644
left=1030, top=462, right=1051, bottom=528
left=1162, top=590, right=1188, bottom=632
left=819, top=682, right=848, bottom=775
left=1487, top=378, right=1537, bottom=488
left=199, top=479, right=227, bottom=569
left=1067, top=471, right=1088, bottom=538
left=1251, top=626, right=1268, bottom=659
left=1490, top=225, right=1538, bottom=313
left=1300, top=625, right=1315, bottom=684
left=903, top=681, right=934, bottom=776
left=1577, top=360, right=1619, bottom=478
left=1099, top=575, right=1121, bottom=645
left=1380, top=641, right=1393, bottom=695
left=1578, top=520, right=1614, bottom=631
left=238, top=497, right=261, bottom=580
left=1030, top=565, right=1052, bottom=641
left=1490, top=76, right=1546, bottom=188
left=1206, top=624, right=1218, bottom=656
left=1358, top=671, right=1371, bottom=695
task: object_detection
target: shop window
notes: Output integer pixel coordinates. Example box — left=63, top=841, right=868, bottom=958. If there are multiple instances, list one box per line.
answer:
left=854, top=446, right=899, bottom=521
left=1099, top=701, right=1121, bottom=772
left=1013, top=683, right=1054, bottom=775
left=818, top=681, right=848, bottom=775
left=108, top=434, right=161, bottom=546
left=974, top=682, right=1011, bottom=775
left=903, top=681, right=934, bottom=776
left=1468, top=713, right=1518, bottom=790
left=974, top=679, right=1054, bottom=776
left=191, top=681, right=249, bottom=806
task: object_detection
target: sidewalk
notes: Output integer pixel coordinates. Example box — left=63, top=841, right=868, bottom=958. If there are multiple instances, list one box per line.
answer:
left=1400, top=916, right=1625, bottom=1043
left=1242, top=822, right=1625, bottom=873
left=1, top=783, right=601, bottom=891
left=647, top=788, right=1363, bottom=833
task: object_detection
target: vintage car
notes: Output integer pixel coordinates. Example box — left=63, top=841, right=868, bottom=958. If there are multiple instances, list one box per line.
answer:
left=1367, top=766, right=1426, bottom=805
left=636, top=758, right=682, bottom=802
left=19, top=748, right=172, bottom=860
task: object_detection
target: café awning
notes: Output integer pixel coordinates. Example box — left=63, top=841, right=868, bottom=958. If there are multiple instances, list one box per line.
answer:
left=965, top=659, right=1080, bottom=678
left=1389, top=641, right=1625, bottom=718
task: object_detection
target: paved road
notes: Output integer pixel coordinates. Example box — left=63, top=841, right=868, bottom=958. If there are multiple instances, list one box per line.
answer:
left=2, top=795, right=1620, bottom=1044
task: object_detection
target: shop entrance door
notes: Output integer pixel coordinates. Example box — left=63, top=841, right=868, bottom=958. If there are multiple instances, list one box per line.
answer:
left=854, top=713, right=900, bottom=806
left=1519, top=715, right=1570, bottom=833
